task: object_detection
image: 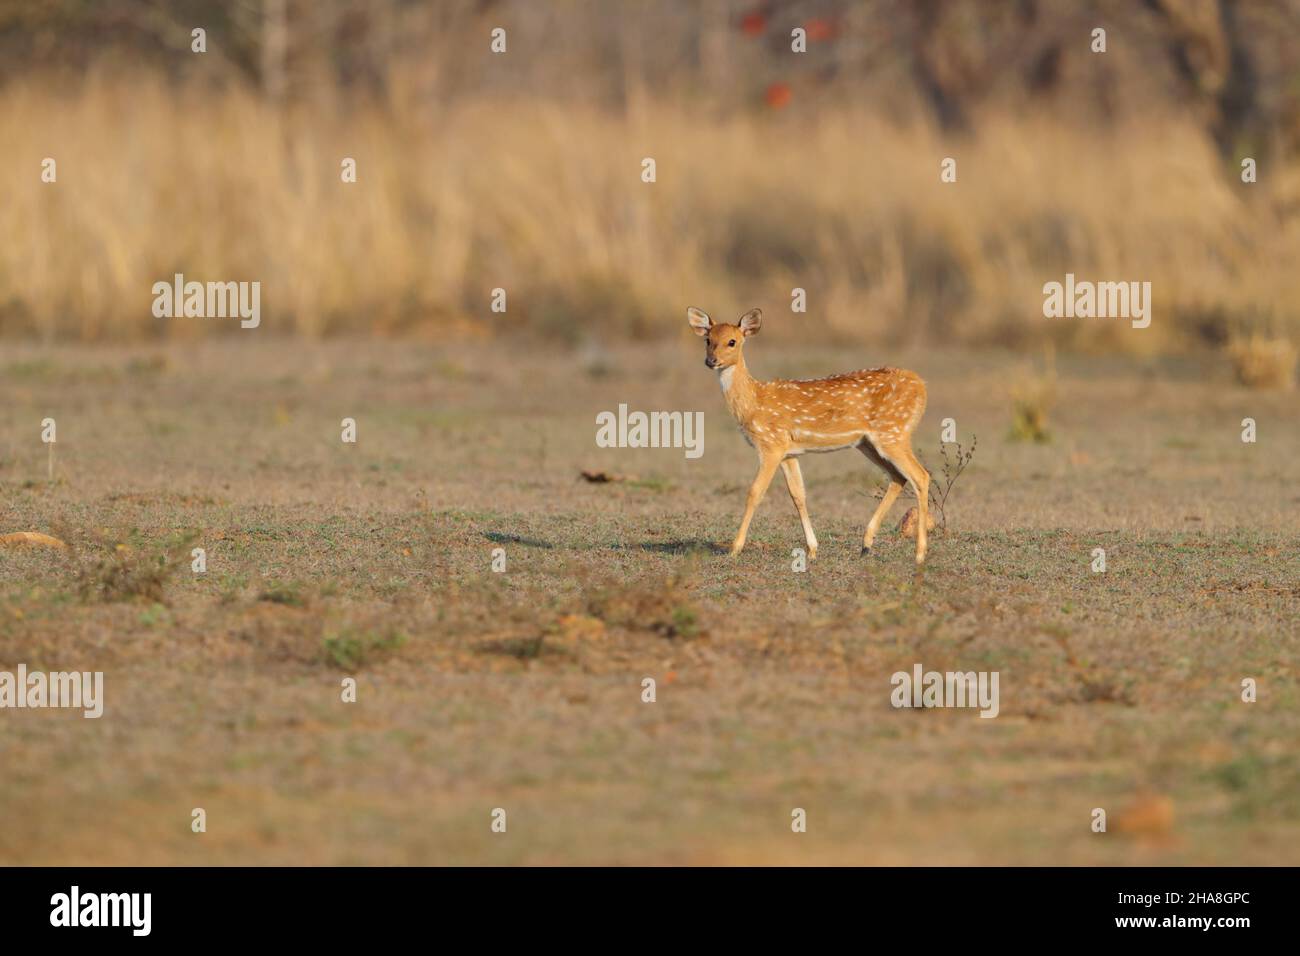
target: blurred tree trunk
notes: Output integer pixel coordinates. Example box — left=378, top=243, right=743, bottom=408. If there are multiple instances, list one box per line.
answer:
left=262, top=0, right=288, bottom=102
left=1146, top=0, right=1258, bottom=155
left=909, top=0, right=970, bottom=133
left=699, top=0, right=733, bottom=97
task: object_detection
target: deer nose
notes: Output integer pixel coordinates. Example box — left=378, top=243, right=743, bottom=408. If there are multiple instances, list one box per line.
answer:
left=705, top=356, right=716, bottom=368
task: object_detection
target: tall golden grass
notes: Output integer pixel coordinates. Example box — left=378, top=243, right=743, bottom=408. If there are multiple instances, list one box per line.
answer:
left=5, top=70, right=1300, bottom=351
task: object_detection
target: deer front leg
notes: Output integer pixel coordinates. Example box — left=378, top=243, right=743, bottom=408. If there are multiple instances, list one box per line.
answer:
left=894, top=445, right=931, bottom=565
left=730, top=450, right=783, bottom=556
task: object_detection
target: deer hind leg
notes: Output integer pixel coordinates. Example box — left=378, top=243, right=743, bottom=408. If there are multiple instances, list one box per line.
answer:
left=780, top=458, right=817, bottom=559
left=881, top=441, right=931, bottom=565
left=858, top=438, right=906, bottom=554
left=731, top=449, right=783, bottom=556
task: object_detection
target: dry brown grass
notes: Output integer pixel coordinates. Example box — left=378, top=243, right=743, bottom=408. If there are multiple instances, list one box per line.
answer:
left=1228, top=333, right=1298, bottom=390
left=1008, top=351, right=1058, bottom=444
left=6, top=72, right=1300, bottom=350
left=0, top=341, right=1297, bottom=865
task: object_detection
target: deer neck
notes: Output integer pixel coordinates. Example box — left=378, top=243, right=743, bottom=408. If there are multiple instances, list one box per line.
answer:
left=717, top=356, right=759, bottom=423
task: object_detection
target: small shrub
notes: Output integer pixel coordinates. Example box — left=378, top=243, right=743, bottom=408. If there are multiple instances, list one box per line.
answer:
left=257, top=581, right=308, bottom=607
left=478, top=635, right=552, bottom=660
left=75, top=529, right=196, bottom=603
left=1009, top=353, right=1057, bottom=443
left=1227, top=334, right=1297, bottom=390
left=323, top=626, right=408, bottom=669
left=929, top=435, right=977, bottom=531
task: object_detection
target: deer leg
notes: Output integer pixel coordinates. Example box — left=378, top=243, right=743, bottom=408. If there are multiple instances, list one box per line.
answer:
left=884, top=442, right=931, bottom=564
left=731, top=450, right=783, bottom=556
left=780, top=458, right=817, bottom=559
left=858, top=439, right=907, bottom=553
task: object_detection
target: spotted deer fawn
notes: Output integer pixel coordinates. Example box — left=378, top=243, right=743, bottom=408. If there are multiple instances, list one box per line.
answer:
left=689, top=307, right=931, bottom=564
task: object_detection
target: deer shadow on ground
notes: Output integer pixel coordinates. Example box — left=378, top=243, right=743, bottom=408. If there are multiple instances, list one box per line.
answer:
left=483, top=531, right=554, bottom=550
left=625, top=539, right=728, bottom=555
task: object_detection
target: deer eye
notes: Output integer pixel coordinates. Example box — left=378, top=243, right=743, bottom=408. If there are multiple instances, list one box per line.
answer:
left=727, top=339, right=736, bottom=347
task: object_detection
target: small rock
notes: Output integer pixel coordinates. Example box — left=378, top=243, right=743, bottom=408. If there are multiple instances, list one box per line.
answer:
left=0, top=531, right=67, bottom=549
left=1114, top=794, right=1175, bottom=837
left=898, top=508, right=936, bottom=539
left=580, top=469, right=634, bottom=483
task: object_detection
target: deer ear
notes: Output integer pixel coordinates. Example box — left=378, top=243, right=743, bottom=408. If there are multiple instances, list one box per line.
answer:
left=739, top=308, right=762, bottom=336
left=687, top=307, right=712, bottom=337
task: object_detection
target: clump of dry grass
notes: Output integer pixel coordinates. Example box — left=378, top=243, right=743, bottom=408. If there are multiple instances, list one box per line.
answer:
left=1009, top=386, right=1054, bottom=444
left=1227, top=333, right=1297, bottom=390
left=322, top=625, right=408, bottom=670
left=73, top=529, right=197, bottom=603
left=582, top=571, right=703, bottom=640
left=1009, top=352, right=1058, bottom=444
left=257, top=581, right=309, bottom=607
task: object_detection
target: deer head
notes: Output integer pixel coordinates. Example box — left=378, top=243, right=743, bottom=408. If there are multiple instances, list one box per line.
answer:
left=687, top=307, right=762, bottom=370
